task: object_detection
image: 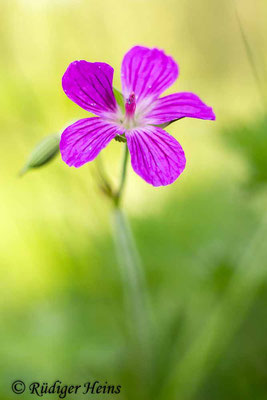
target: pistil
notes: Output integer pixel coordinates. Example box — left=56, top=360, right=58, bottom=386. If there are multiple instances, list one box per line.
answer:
left=125, top=92, right=136, bottom=119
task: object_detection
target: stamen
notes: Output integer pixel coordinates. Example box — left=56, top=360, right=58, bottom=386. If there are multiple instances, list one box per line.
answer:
left=125, top=92, right=136, bottom=118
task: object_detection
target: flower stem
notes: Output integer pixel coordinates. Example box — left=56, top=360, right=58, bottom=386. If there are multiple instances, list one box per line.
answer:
left=111, top=207, right=152, bottom=400
left=111, top=145, right=152, bottom=391
left=114, top=144, right=129, bottom=208
left=112, top=208, right=151, bottom=342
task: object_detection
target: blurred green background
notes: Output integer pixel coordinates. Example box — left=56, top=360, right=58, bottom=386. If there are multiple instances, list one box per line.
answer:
left=1, top=0, right=267, bottom=399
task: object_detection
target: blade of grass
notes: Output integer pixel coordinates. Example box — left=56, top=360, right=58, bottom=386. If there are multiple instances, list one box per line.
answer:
left=234, top=2, right=267, bottom=110
left=164, top=214, right=267, bottom=400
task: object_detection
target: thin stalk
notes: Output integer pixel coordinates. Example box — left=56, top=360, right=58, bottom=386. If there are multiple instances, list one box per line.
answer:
left=95, top=154, right=113, bottom=194
left=234, top=3, right=267, bottom=110
left=114, top=144, right=129, bottom=207
left=112, top=208, right=151, bottom=349
left=110, top=144, right=152, bottom=394
left=164, top=214, right=267, bottom=400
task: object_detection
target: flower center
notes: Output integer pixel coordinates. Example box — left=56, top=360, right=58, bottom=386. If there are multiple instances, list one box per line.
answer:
left=125, top=92, right=136, bottom=119
left=113, top=91, right=145, bottom=130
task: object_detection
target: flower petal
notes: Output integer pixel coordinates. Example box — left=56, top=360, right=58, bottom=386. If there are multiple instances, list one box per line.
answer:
left=60, top=118, right=124, bottom=167
left=145, top=92, right=216, bottom=125
left=62, top=61, right=117, bottom=117
left=121, top=46, right=178, bottom=104
left=125, top=126, right=186, bottom=187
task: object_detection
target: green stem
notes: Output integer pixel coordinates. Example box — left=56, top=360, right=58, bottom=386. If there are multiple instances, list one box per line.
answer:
left=94, top=154, right=113, bottom=195
left=234, top=2, right=267, bottom=111
left=114, top=144, right=129, bottom=207
left=111, top=144, right=151, bottom=345
left=112, top=208, right=151, bottom=346
left=112, top=208, right=152, bottom=398
left=110, top=145, right=152, bottom=394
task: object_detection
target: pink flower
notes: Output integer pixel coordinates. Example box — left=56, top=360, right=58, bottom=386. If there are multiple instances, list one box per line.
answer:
left=60, top=46, right=215, bottom=186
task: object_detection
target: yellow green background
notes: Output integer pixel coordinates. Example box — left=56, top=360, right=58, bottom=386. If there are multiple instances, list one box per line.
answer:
left=1, top=0, right=267, bottom=399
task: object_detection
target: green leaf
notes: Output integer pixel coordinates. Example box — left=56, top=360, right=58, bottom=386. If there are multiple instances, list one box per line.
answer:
left=113, top=87, right=125, bottom=112
left=20, top=133, right=60, bottom=176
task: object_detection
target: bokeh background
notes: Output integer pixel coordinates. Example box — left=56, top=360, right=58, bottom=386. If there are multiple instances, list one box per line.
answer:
left=1, top=0, right=267, bottom=399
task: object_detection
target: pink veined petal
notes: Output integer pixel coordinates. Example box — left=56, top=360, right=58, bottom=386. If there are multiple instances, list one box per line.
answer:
left=60, top=117, right=124, bottom=167
left=121, top=46, right=178, bottom=105
left=62, top=61, right=117, bottom=117
left=145, top=92, right=216, bottom=124
left=125, top=126, right=186, bottom=187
